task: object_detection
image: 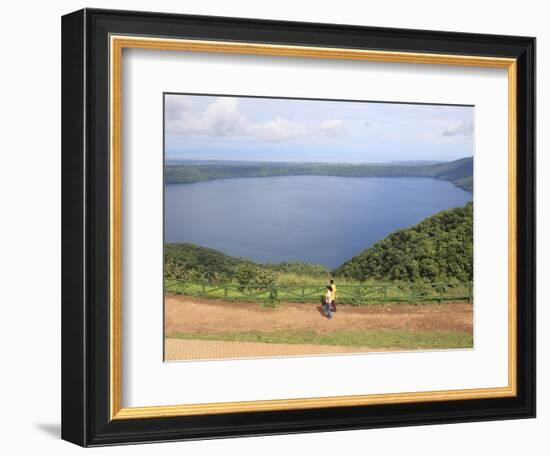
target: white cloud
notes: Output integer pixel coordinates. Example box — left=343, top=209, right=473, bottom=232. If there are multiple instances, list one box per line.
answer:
left=259, top=118, right=346, bottom=141
left=167, top=96, right=346, bottom=143
left=258, top=117, right=307, bottom=142
left=442, top=120, right=473, bottom=136
left=166, top=97, right=248, bottom=137
left=202, top=97, right=248, bottom=136
left=319, top=119, right=345, bottom=137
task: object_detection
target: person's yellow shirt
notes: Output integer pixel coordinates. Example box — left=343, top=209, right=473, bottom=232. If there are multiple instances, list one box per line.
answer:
left=331, top=283, right=337, bottom=300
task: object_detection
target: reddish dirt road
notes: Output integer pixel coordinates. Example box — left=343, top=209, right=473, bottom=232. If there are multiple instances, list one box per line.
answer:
left=165, top=295, right=473, bottom=334
left=164, top=295, right=473, bottom=360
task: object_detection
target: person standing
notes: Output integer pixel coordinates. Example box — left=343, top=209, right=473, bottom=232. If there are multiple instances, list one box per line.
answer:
left=324, top=286, right=333, bottom=319
left=330, top=279, right=337, bottom=312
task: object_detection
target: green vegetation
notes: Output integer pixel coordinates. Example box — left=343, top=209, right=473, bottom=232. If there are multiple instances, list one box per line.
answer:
left=166, top=329, right=473, bottom=349
left=165, top=157, right=473, bottom=192
left=165, top=242, right=253, bottom=281
left=166, top=202, right=473, bottom=291
left=165, top=279, right=471, bottom=305
left=165, top=243, right=473, bottom=305
left=165, top=243, right=330, bottom=286
left=333, top=203, right=473, bottom=283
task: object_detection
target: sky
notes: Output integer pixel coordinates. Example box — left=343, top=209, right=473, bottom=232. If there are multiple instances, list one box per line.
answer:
left=165, top=94, right=474, bottom=163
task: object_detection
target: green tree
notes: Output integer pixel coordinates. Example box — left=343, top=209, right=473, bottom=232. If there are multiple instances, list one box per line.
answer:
left=333, top=203, right=473, bottom=283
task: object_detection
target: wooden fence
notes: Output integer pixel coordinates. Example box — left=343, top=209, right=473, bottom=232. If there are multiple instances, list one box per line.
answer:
left=165, top=279, right=473, bottom=306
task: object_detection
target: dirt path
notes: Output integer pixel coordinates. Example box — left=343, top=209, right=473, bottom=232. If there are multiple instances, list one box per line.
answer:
left=165, top=295, right=473, bottom=335
left=164, top=295, right=473, bottom=360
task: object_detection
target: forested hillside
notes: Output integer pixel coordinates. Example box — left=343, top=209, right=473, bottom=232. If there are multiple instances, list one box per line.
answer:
left=333, top=203, right=473, bottom=282
left=165, top=157, right=473, bottom=191
left=165, top=242, right=251, bottom=277
left=165, top=243, right=329, bottom=285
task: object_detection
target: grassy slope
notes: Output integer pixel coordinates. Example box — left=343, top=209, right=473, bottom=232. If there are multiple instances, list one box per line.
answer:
left=165, top=157, right=473, bottom=192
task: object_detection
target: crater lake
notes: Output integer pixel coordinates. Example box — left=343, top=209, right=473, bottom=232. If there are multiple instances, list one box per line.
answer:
left=164, top=175, right=472, bottom=269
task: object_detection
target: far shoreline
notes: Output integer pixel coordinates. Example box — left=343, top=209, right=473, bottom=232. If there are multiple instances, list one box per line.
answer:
left=163, top=156, right=474, bottom=192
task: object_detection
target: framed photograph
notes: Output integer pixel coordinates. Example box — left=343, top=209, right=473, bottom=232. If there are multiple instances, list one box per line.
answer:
left=61, top=8, right=535, bottom=447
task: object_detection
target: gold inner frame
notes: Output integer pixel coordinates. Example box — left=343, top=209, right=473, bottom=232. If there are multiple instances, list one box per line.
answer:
left=109, top=35, right=518, bottom=420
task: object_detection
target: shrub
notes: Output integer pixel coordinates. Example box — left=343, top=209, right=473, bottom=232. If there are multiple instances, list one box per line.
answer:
left=235, top=264, right=258, bottom=289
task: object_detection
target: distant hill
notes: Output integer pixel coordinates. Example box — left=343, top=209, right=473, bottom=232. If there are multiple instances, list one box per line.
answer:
left=452, top=176, right=473, bottom=192
left=165, top=243, right=328, bottom=279
left=389, top=160, right=442, bottom=165
left=165, top=157, right=473, bottom=192
left=430, top=157, right=473, bottom=191
left=332, top=203, right=473, bottom=283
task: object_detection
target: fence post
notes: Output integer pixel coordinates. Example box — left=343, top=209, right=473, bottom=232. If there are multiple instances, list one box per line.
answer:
left=169, top=280, right=471, bottom=306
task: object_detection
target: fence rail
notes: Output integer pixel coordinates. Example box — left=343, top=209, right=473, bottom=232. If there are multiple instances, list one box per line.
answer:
left=165, top=279, right=473, bottom=306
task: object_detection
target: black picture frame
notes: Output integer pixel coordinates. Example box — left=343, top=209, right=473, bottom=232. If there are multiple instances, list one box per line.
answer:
left=62, top=8, right=535, bottom=447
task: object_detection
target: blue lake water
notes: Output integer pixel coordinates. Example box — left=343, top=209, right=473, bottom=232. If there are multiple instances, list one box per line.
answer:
left=165, top=176, right=472, bottom=269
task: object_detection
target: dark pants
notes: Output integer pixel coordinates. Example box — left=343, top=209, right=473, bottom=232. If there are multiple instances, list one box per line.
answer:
left=324, top=302, right=333, bottom=318
left=330, top=301, right=337, bottom=312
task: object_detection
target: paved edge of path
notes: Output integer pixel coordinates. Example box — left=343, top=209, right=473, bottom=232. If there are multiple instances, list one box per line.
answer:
left=165, top=338, right=396, bottom=361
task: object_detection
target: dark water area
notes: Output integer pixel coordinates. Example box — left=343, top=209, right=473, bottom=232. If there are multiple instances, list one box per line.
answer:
left=165, top=175, right=472, bottom=269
